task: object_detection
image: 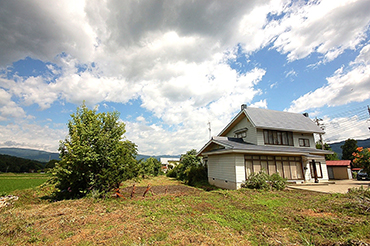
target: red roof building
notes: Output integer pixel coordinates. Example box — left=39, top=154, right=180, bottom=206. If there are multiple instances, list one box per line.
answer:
left=326, top=160, right=351, bottom=167
left=326, top=160, right=352, bottom=180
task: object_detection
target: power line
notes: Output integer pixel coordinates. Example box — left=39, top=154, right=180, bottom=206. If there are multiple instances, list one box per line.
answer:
left=315, top=105, right=370, bottom=143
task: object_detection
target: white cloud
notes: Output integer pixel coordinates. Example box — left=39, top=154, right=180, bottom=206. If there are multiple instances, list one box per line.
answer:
left=0, top=122, right=67, bottom=152
left=1, top=0, right=370, bottom=154
left=250, top=99, right=268, bottom=109
left=0, top=88, right=27, bottom=120
left=322, top=115, right=370, bottom=143
left=0, top=0, right=96, bottom=67
left=288, top=44, right=370, bottom=113
left=285, top=69, right=297, bottom=78
left=272, top=0, right=370, bottom=62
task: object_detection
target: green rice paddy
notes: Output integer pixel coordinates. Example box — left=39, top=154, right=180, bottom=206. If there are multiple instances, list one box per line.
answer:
left=0, top=173, right=49, bottom=194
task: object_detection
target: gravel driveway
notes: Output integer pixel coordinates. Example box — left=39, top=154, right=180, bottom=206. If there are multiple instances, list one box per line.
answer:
left=288, top=179, right=370, bottom=194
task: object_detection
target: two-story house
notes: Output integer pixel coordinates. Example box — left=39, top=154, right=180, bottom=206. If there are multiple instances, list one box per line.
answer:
left=197, top=104, right=332, bottom=189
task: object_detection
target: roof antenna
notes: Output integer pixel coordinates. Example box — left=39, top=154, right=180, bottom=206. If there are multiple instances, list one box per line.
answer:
left=208, top=121, right=212, bottom=139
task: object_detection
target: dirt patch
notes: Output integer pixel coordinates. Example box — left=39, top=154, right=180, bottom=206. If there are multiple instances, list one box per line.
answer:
left=118, top=185, right=201, bottom=198
left=300, top=209, right=336, bottom=218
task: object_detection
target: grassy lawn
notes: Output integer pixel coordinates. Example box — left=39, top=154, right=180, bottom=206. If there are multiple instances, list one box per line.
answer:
left=0, top=173, right=49, bottom=195
left=0, top=176, right=369, bottom=245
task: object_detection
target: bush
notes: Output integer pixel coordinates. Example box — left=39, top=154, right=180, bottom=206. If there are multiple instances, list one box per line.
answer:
left=345, top=186, right=370, bottom=214
left=166, top=149, right=208, bottom=187
left=241, top=171, right=287, bottom=191
left=166, top=168, right=178, bottom=178
left=185, top=165, right=208, bottom=186
left=269, top=173, right=287, bottom=191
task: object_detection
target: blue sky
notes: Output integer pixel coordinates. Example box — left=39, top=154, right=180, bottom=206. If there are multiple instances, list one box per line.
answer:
left=1, top=0, right=370, bottom=155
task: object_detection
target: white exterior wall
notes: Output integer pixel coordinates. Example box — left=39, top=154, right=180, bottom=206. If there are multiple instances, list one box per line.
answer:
left=302, top=156, right=329, bottom=182
left=256, top=129, right=265, bottom=145
left=321, top=162, right=329, bottom=181
left=225, top=117, right=258, bottom=144
left=292, top=133, right=316, bottom=148
left=235, top=154, right=246, bottom=189
left=347, top=168, right=353, bottom=179
left=208, top=153, right=244, bottom=190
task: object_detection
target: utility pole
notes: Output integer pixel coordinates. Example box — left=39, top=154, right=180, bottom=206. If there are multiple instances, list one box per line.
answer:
left=367, top=105, right=370, bottom=131
left=208, top=121, right=212, bottom=139
left=314, top=117, right=325, bottom=150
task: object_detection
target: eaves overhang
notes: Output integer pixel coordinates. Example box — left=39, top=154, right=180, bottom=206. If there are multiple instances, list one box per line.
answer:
left=199, top=145, right=333, bottom=157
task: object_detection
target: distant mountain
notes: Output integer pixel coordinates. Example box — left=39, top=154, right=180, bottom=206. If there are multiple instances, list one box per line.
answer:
left=0, top=148, right=59, bottom=163
left=137, top=154, right=181, bottom=161
left=0, top=147, right=180, bottom=163
left=328, top=138, right=370, bottom=159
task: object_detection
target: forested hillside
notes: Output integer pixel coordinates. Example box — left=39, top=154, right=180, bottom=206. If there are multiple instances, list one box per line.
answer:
left=329, top=138, right=370, bottom=159
left=0, top=154, right=45, bottom=173
left=0, top=148, right=59, bottom=162
left=0, top=147, right=180, bottom=162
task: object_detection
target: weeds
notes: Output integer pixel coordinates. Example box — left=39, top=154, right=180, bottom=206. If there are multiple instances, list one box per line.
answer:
left=241, top=170, right=287, bottom=191
left=0, top=176, right=369, bottom=245
left=345, top=186, right=370, bottom=214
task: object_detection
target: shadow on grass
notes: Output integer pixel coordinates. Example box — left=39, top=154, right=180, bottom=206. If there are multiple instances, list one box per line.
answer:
left=190, top=180, right=220, bottom=192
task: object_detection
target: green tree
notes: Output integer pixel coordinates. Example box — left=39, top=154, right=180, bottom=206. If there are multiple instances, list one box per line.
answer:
left=341, top=138, right=358, bottom=161
left=316, top=142, right=339, bottom=160
left=352, top=147, right=370, bottom=173
left=45, top=159, right=58, bottom=169
left=51, top=103, right=138, bottom=199
left=167, top=149, right=207, bottom=186
left=143, top=157, right=162, bottom=177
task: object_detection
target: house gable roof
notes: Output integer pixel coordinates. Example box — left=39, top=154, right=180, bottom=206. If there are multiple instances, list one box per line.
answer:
left=219, top=107, right=324, bottom=136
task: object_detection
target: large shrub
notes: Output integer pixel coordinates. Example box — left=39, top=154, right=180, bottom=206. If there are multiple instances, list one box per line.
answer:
left=51, top=103, right=139, bottom=199
left=352, top=147, right=370, bottom=174
left=139, top=157, right=163, bottom=177
left=167, top=149, right=207, bottom=186
left=242, top=171, right=287, bottom=191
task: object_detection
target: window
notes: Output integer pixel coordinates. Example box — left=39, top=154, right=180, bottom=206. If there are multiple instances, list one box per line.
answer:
left=234, top=128, right=248, bottom=138
left=244, top=155, right=303, bottom=180
left=236, top=131, right=247, bottom=138
left=299, top=138, right=310, bottom=147
left=263, top=130, right=293, bottom=146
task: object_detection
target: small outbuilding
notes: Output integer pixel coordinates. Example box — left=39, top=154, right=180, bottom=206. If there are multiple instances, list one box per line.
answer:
left=160, top=157, right=180, bottom=173
left=326, top=160, right=352, bottom=180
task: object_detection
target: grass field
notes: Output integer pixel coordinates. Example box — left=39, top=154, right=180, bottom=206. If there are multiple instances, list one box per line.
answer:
left=0, top=173, right=49, bottom=195
left=0, top=176, right=369, bottom=245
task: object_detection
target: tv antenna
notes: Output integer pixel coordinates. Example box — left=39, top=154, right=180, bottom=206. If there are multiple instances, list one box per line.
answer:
left=208, top=121, right=212, bottom=139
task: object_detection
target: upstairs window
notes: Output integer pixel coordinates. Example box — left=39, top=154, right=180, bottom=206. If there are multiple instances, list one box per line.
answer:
left=263, top=130, right=293, bottom=146
left=299, top=138, right=310, bottom=147
left=234, top=128, right=248, bottom=138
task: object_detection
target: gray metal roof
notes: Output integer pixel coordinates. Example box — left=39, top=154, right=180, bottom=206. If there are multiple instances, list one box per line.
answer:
left=244, top=107, right=324, bottom=133
left=199, top=136, right=332, bottom=156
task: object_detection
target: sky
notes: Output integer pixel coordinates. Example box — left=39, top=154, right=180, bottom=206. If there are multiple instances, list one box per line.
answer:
left=1, top=0, right=370, bottom=156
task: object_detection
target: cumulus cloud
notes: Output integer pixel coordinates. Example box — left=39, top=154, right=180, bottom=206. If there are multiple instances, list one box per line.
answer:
left=0, top=0, right=95, bottom=67
left=1, top=0, right=370, bottom=154
left=272, top=0, right=370, bottom=62
left=0, top=122, right=67, bottom=152
left=0, top=88, right=27, bottom=121
left=322, top=115, right=370, bottom=143
left=288, top=44, right=370, bottom=113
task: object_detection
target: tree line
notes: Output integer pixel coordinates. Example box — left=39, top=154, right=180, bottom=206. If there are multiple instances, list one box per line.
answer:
left=0, top=154, right=45, bottom=173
